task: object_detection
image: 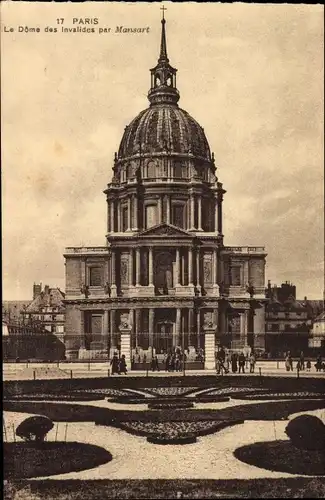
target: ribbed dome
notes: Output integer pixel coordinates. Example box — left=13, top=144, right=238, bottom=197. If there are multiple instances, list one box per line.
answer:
left=118, top=105, right=211, bottom=161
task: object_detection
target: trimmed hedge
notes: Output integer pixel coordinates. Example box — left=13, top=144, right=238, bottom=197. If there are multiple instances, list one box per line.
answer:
left=147, top=402, right=194, bottom=410
left=285, top=415, right=325, bottom=451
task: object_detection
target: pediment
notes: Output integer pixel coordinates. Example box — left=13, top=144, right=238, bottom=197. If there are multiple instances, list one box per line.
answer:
left=138, top=223, right=192, bottom=238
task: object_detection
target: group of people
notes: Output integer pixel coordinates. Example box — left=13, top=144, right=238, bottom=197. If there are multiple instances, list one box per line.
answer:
left=285, top=351, right=324, bottom=372
left=110, top=352, right=128, bottom=375
left=164, top=349, right=187, bottom=372
left=216, top=347, right=256, bottom=374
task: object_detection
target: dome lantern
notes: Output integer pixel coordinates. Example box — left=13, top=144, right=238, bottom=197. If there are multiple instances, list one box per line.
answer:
left=148, top=14, right=180, bottom=106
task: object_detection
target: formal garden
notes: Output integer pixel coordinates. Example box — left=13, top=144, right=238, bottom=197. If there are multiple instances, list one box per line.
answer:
left=3, top=375, right=325, bottom=499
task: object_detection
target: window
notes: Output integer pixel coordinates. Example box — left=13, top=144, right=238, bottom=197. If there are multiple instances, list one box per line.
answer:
left=171, top=204, right=185, bottom=228
left=230, top=266, right=241, bottom=286
left=122, top=206, right=128, bottom=232
left=89, top=266, right=103, bottom=287
left=145, top=204, right=157, bottom=229
left=174, top=162, right=182, bottom=178
left=271, top=324, right=279, bottom=332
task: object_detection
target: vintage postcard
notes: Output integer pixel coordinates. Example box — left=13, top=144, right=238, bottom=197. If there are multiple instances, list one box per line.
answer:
left=2, top=2, right=324, bottom=499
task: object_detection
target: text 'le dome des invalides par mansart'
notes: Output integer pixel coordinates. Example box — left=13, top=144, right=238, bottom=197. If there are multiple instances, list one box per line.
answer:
left=63, top=15, right=267, bottom=370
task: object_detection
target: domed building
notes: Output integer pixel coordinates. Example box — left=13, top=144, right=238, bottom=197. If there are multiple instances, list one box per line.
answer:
left=63, top=17, right=267, bottom=368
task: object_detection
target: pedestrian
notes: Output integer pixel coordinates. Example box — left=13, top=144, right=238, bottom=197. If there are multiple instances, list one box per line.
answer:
left=285, top=351, right=293, bottom=371
left=216, top=346, right=228, bottom=374
left=238, top=352, right=246, bottom=374
left=315, top=355, right=322, bottom=372
left=151, top=355, right=159, bottom=372
left=110, top=352, right=120, bottom=375
left=249, top=352, right=256, bottom=373
left=119, top=354, right=127, bottom=375
left=306, top=360, right=311, bottom=372
left=231, top=352, right=238, bottom=373
left=299, top=351, right=305, bottom=370
left=225, top=352, right=231, bottom=373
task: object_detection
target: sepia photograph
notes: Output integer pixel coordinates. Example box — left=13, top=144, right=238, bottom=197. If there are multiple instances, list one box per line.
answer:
left=2, top=1, right=324, bottom=499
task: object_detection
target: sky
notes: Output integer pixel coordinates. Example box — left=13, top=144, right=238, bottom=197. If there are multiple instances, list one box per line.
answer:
left=2, top=2, right=324, bottom=300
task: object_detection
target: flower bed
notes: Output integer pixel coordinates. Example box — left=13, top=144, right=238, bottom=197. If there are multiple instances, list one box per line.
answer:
left=118, top=419, right=243, bottom=441
left=202, top=387, right=271, bottom=397
left=142, top=387, right=199, bottom=398
left=147, top=402, right=194, bottom=410
left=5, top=393, right=105, bottom=402
left=234, top=392, right=325, bottom=401
left=73, top=388, right=141, bottom=398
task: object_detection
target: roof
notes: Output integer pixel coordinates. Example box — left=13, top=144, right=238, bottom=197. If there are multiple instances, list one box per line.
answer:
left=24, top=288, right=65, bottom=313
left=118, top=105, right=211, bottom=161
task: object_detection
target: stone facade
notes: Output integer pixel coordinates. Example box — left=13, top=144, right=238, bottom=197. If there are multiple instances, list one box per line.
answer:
left=63, top=18, right=267, bottom=368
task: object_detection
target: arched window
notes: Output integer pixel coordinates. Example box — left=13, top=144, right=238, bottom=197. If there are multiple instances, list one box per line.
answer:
left=147, top=161, right=156, bottom=179
left=174, top=162, right=182, bottom=179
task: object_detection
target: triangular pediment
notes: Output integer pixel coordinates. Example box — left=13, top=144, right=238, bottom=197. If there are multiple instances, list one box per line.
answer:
left=138, top=223, right=192, bottom=238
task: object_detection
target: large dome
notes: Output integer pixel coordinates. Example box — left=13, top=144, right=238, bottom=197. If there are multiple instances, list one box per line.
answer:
left=118, top=105, right=211, bottom=161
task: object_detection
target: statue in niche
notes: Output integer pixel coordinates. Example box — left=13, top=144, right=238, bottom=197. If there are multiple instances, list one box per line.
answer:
left=104, top=282, right=111, bottom=296
left=119, top=313, right=131, bottom=331
left=203, top=311, right=214, bottom=329
left=120, top=260, right=128, bottom=284
left=203, top=260, right=212, bottom=283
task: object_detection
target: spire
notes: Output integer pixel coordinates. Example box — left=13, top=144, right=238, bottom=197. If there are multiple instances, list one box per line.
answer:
left=148, top=8, right=180, bottom=106
left=159, top=7, right=169, bottom=63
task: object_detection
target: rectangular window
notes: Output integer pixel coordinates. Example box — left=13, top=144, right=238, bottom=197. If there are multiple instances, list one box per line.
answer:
left=230, top=266, right=241, bottom=286
left=171, top=204, right=184, bottom=228
left=272, top=324, right=279, bottom=332
left=145, top=204, right=157, bottom=229
left=89, top=266, right=103, bottom=287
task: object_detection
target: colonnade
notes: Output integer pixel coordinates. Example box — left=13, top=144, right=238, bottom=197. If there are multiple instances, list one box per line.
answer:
left=107, top=193, right=222, bottom=233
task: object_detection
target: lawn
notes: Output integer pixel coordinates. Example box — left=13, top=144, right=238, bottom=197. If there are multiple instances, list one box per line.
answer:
left=5, top=478, right=325, bottom=499
left=4, top=442, right=112, bottom=479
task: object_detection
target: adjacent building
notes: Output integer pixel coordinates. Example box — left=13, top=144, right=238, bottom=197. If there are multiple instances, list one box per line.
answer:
left=21, top=283, right=65, bottom=342
left=63, top=17, right=267, bottom=368
left=265, top=281, right=324, bottom=356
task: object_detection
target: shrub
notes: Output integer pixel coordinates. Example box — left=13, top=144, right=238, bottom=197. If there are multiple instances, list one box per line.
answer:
left=16, top=416, right=54, bottom=443
left=285, top=414, right=325, bottom=451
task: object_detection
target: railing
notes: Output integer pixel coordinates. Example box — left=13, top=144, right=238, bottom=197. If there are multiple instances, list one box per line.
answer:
left=222, top=246, right=266, bottom=253
left=64, top=247, right=108, bottom=254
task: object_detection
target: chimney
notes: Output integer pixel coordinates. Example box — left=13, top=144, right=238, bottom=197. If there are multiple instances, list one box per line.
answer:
left=33, top=282, right=42, bottom=300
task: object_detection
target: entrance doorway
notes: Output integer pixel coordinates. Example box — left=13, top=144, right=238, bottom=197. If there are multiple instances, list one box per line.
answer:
left=155, top=321, right=174, bottom=354
left=154, top=251, right=173, bottom=294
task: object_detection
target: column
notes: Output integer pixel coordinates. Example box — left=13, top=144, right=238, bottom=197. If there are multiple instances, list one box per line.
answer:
left=240, top=310, right=249, bottom=347
left=188, top=248, right=193, bottom=285
left=198, top=196, right=202, bottom=230
left=133, top=195, right=138, bottom=231
left=214, top=199, right=218, bottom=233
left=189, top=308, right=194, bottom=347
left=176, top=308, right=181, bottom=347
left=111, top=250, right=117, bottom=296
left=190, top=195, right=195, bottom=230
left=176, top=248, right=180, bottom=286
left=196, top=249, right=200, bottom=287
left=135, top=309, right=140, bottom=348
left=117, top=202, right=121, bottom=232
left=212, top=248, right=219, bottom=295
left=196, top=310, right=201, bottom=349
left=148, top=247, right=154, bottom=287
left=110, top=201, right=115, bottom=233
left=218, top=197, right=222, bottom=234
left=149, top=308, right=154, bottom=352
left=110, top=309, right=116, bottom=352
left=103, top=310, right=109, bottom=353
left=136, top=247, right=141, bottom=286
left=127, top=196, right=131, bottom=231
left=129, top=249, right=133, bottom=286
left=158, top=196, right=163, bottom=224
left=166, top=196, right=170, bottom=224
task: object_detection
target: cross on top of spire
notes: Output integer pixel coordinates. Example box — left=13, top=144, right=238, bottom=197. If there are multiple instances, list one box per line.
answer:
left=160, top=5, right=167, bottom=20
